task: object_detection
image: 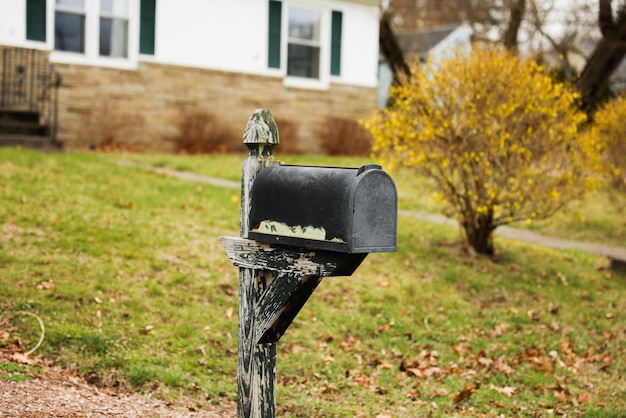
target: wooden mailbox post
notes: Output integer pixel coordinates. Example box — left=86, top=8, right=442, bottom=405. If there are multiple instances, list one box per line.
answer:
left=221, top=109, right=397, bottom=418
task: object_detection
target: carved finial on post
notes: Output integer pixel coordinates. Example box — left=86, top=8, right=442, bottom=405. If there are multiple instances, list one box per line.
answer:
left=243, top=109, right=279, bottom=158
left=240, top=109, right=281, bottom=237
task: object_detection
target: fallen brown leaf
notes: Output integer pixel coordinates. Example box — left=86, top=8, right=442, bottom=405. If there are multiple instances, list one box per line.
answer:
left=434, top=388, right=449, bottom=397
left=576, top=391, right=591, bottom=405
left=12, top=352, right=36, bottom=365
left=492, top=322, right=509, bottom=337
left=375, top=386, right=388, bottom=395
left=138, top=325, right=153, bottom=335
left=453, top=383, right=478, bottom=404
left=36, top=280, right=56, bottom=290
left=489, top=384, right=516, bottom=396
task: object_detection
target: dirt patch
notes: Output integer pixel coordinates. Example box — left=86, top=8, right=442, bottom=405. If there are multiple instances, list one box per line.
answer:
left=0, top=357, right=235, bottom=417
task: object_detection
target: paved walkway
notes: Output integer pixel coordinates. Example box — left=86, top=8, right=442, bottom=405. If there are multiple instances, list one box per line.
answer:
left=122, top=161, right=626, bottom=264
left=399, top=210, right=626, bottom=262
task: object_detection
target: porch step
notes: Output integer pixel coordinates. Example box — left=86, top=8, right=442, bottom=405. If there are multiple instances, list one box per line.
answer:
left=0, top=109, right=40, bottom=124
left=0, top=133, right=62, bottom=151
left=0, top=119, right=49, bottom=136
left=0, top=109, right=47, bottom=135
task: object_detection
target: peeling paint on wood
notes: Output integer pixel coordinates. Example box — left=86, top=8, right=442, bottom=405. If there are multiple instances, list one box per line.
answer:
left=237, top=109, right=282, bottom=418
left=220, top=236, right=367, bottom=277
left=252, top=220, right=329, bottom=241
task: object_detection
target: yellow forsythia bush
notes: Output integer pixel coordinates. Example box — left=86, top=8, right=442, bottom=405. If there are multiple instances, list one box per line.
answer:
left=364, top=47, right=596, bottom=255
left=584, top=96, right=626, bottom=211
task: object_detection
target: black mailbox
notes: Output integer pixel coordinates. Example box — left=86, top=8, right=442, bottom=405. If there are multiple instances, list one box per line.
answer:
left=249, top=164, right=397, bottom=253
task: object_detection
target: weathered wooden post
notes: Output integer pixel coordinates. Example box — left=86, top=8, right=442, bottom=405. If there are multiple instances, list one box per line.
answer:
left=222, top=109, right=398, bottom=417
left=237, top=109, right=281, bottom=417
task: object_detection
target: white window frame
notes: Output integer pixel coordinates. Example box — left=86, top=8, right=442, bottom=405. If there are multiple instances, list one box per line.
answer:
left=50, top=0, right=139, bottom=70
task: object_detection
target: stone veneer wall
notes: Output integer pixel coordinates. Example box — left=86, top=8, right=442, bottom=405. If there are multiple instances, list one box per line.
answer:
left=54, top=60, right=378, bottom=153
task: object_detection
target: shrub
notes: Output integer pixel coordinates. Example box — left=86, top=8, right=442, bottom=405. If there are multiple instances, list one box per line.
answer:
left=173, top=110, right=237, bottom=154
left=82, top=101, right=141, bottom=152
left=319, top=117, right=372, bottom=156
left=364, top=47, right=595, bottom=255
left=273, top=119, right=300, bottom=155
left=585, top=95, right=626, bottom=211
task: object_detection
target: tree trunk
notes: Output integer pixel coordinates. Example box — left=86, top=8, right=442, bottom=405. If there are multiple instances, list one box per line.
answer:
left=462, top=213, right=496, bottom=256
left=503, top=0, right=526, bottom=51
left=379, top=11, right=411, bottom=85
left=575, top=1, right=626, bottom=112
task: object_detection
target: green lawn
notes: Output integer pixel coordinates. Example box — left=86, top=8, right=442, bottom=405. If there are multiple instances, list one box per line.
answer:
left=1, top=148, right=624, bottom=417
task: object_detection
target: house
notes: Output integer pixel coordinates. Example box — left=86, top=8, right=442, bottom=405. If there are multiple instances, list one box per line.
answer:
left=0, top=0, right=382, bottom=152
left=378, top=23, right=472, bottom=106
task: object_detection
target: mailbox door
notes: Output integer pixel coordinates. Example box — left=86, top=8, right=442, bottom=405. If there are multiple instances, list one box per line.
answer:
left=349, top=168, right=397, bottom=253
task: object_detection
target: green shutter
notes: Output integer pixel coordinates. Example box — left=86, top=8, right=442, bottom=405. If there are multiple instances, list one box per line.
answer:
left=268, top=0, right=282, bottom=69
left=140, top=0, right=156, bottom=55
left=26, top=0, right=47, bottom=42
left=330, top=11, right=342, bottom=76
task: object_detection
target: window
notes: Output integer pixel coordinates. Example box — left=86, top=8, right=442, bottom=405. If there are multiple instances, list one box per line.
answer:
left=54, top=0, right=85, bottom=53
left=99, top=0, right=129, bottom=57
left=267, top=1, right=343, bottom=83
left=50, top=0, right=146, bottom=65
left=287, top=7, right=321, bottom=79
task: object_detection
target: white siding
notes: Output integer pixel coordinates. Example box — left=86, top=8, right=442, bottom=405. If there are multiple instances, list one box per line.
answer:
left=0, top=1, right=27, bottom=47
left=151, top=0, right=269, bottom=74
left=336, top=1, right=380, bottom=87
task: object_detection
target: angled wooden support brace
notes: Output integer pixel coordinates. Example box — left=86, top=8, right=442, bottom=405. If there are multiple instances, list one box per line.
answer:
left=254, top=273, right=322, bottom=344
left=221, top=236, right=367, bottom=345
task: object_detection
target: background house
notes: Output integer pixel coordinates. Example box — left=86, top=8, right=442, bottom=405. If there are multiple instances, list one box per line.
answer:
left=0, top=0, right=382, bottom=152
left=378, top=23, right=472, bottom=106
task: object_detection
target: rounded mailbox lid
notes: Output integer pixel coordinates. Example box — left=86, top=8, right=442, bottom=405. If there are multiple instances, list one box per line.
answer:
left=248, top=164, right=397, bottom=253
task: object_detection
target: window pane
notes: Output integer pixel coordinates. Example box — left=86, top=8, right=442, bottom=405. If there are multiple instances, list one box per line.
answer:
left=54, top=11, right=84, bottom=52
left=287, top=44, right=320, bottom=79
left=100, top=17, right=128, bottom=57
left=101, top=0, right=128, bottom=16
left=101, top=0, right=113, bottom=13
left=56, top=0, right=84, bottom=9
left=288, top=7, right=320, bottom=41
